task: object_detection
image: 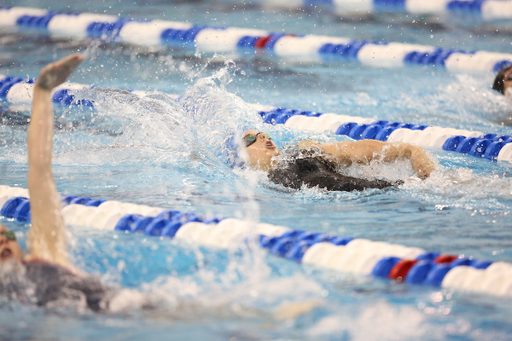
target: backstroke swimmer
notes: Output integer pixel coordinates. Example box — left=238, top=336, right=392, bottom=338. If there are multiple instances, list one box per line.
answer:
left=0, top=54, right=324, bottom=318
left=237, top=129, right=436, bottom=192
left=0, top=54, right=114, bottom=311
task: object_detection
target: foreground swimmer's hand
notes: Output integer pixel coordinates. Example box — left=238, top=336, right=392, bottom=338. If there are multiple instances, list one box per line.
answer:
left=35, top=54, right=86, bottom=91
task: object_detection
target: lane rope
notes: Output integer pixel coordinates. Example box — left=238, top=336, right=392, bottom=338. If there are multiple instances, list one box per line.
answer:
left=1, top=185, right=511, bottom=298
left=2, top=75, right=511, bottom=162
left=261, top=0, right=512, bottom=21
left=0, top=6, right=511, bottom=73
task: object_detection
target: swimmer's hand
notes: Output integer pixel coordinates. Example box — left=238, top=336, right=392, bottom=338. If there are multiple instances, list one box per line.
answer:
left=409, top=146, right=435, bottom=179
left=35, top=54, right=86, bottom=91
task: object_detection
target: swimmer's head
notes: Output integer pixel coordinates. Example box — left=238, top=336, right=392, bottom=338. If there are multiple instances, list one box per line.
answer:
left=492, top=65, right=512, bottom=96
left=241, top=129, right=279, bottom=171
left=0, top=224, right=22, bottom=266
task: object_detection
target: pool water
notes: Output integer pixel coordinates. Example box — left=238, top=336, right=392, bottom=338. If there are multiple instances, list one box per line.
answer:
left=1, top=0, right=512, bottom=340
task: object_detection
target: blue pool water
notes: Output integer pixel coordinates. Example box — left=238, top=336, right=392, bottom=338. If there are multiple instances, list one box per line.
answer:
left=1, top=0, right=512, bottom=340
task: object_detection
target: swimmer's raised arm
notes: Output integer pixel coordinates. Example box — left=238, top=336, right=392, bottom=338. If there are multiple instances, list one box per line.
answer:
left=27, top=54, right=85, bottom=268
left=314, top=139, right=435, bottom=179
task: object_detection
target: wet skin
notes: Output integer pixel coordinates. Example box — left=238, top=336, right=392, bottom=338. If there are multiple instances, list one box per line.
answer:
left=242, top=129, right=280, bottom=171
left=241, top=130, right=435, bottom=179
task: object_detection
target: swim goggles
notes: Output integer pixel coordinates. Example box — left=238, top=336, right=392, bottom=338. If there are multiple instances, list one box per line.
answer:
left=243, top=132, right=271, bottom=147
left=1, top=230, right=16, bottom=241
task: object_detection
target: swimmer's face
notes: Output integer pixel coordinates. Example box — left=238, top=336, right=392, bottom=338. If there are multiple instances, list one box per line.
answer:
left=503, top=68, right=512, bottom=96
left=242, top=130, right=279, bottom=171
left=493, top=66, right=512, bottom=96
left=0, top=224, right=22, bottom=265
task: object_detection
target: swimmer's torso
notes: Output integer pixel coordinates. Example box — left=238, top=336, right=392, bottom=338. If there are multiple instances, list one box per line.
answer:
left=0, top=260, right=112, bottom=311
left=268, top=150, right=398, bottom=192
left=25, top=261, right=111, bottom=311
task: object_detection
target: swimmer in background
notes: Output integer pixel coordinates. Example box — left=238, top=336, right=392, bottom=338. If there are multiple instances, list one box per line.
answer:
left=491, top=64, right=512, bottom=125
left=492, top=64, right=512, bottom=97
left=238, top=129, right=436, bottom=192
left=0, top=54, right=112, bottom=311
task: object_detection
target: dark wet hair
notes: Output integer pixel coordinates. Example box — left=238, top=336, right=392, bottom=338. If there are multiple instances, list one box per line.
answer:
left=492, top=65, right=512, bottom=95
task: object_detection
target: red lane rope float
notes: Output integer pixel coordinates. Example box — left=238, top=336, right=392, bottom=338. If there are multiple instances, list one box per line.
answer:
left=435, top=255, right=458, bottom=264
left=389, top=260, right=418, bottom=282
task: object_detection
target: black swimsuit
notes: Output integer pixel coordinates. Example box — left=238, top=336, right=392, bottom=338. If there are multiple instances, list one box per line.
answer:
left=268, top=151, right=399, bottom=192
left=0, top=261, right=112, bottom=312
left=24, top=261, right=111, bottom=312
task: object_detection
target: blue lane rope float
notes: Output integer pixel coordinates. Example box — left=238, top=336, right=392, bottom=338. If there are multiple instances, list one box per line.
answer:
left=258, top=0, right=512, bottom=21
left=2, top=75, right=512, bottom=163
left=0, top=75, right=94, bottom=107
left=0, top=7, right=511, bottom=73
left=1, top=185, right=511, bottom=297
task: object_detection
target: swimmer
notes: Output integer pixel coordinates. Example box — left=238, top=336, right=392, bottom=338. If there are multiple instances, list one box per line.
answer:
left=239, top=129, right=436, bottom=192
left=492, top=64, right=512, bottom=97
left=0, top=55, right=322, bottom=321
left=0, top=54, right=112, bottom=311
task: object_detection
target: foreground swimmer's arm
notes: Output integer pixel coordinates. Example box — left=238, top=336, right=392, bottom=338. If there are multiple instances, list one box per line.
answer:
left=27, top=54, right=85, bottom=268
left=298, top=139, right=435, bottom=179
